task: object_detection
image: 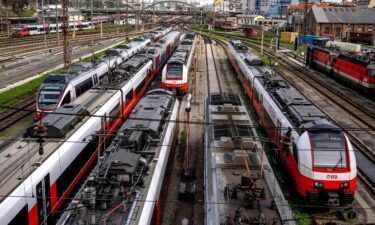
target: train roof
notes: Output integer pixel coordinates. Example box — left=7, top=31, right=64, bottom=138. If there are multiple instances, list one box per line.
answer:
left=0, top=80, right=133, bottom=202
left=115, top=55, right=150, bottom=75
left=167, top=35, right=195, bottom=65
left=231, top=40, right=327, bottom=129
left=205, top=93, right=287, bottom=224
left=58, top=89, right=177, bottom=224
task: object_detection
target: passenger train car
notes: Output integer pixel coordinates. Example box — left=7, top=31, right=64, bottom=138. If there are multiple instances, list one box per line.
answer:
left=0, top=31, right=182, bottom=225
left=229, top=40, right=357, bottom=206
left=57, top=89, right=179, bottom=225
left=14, top=21, right=98, bottom=36
left=306, top=43, right=375, bottom=97
left=36, top=27, right=171, bottom=119
left=161, top=32, right=196, bottom=95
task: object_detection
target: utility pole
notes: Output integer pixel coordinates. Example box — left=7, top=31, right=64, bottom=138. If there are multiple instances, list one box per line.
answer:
left=303, top=0, right=307, bottom=44
left=55, top=2, right=59, bottom=45
left=116, top=0, right=120, bottom=34
left=141, top=0, right=144, bottom=35
left=62, top=0, right=71, bottom=67
left=90, top=0, right=93, bottom=21
left=261, top=20, right=264, bottom=55
left=126, top=0, right=129, bottom=41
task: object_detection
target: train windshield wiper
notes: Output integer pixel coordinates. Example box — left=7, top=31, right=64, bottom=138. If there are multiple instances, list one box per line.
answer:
left=332, top=150, right=343, bottom=170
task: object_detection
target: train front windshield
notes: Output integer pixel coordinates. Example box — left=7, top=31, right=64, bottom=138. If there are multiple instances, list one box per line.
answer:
left=167, top=64, right=183, bottom=79
left=38, top=84, right=65, bottom=110
left=310, top=131, right=347, bottom=169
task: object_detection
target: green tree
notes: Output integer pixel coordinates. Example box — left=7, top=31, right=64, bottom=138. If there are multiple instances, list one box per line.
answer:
left=3, top=0, right=28, bottom=11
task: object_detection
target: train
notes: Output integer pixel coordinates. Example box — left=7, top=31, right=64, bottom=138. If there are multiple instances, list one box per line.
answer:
left=57, top=89, right=179, bottom=225
left=0, top=30, right=182, bottom=225
left=35, top=26, right=172, bottom=119
left=161, top=32, right=196, bottom=95
left=229, top=39, right=357, bottom=206
left=343, top=31, right=374, bottom=45
left=306, top=41, right=375, bottom=97
left=14, top=21, right=99, bottom=36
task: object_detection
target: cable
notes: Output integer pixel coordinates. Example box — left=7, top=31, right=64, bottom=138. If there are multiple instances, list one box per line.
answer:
left=0, top=136, right=369, bottom=152
left=1, top=104, right=374, bottom=132
left=0, top=193, right=371, bottom=209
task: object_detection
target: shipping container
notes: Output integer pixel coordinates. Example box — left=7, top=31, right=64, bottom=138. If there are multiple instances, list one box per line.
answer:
left=280, top=32, right=299, bottom=43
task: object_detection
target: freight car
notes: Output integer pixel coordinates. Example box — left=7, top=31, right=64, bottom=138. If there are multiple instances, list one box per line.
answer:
left=343, top=31, right=374, bottom=45
left=229, top=39, right=357, bottom=206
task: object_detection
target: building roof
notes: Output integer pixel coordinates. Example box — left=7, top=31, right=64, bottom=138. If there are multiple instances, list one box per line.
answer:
left=311, top=5, right=375, bottom=24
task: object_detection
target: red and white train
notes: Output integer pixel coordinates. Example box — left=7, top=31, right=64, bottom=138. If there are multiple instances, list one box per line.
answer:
left=306, top=42, right=375, bottom=98
left=36, top=27, right=172, bottom=120
left=230, top=40, right=357, bottom=206
left=14, top=21, right=99, bottom=36
left=0, top=30, right=182, bottom=225
left=161, top=32, right=196, bottom=95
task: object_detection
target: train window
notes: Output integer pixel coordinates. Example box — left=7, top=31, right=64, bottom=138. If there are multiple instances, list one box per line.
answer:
left=135, top=80, right=146, bottom=96
left=125, top=90, right=133, bottom=104
left=310, top=132, right=347, bottom=169
left=38, top=85, right=64, bottom=110
left=253, top=88, right=260, bottom=102
left=8, top=205, right=28, bottom=225
left=109, top=103, right=120, bottom=124
left=370, top=70, right=375, bottom=78
left=167, top=64, right=183, bottom=79
left=61, top=92, right=71, bottom=105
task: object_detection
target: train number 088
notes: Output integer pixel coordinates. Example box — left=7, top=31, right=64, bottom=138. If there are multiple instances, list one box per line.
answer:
left=326, top=174, right=338, bottom=179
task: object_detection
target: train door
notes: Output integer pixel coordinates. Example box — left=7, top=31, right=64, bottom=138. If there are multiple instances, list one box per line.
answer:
left=259, top=94, right=263, bottom=126
left=276, top=120, right=282, bottom=149
left=36, top=174, right=52, bottom=225
left=93, top=74, right=98, bottom=85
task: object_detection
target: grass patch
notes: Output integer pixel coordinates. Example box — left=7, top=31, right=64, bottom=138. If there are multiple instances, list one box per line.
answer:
left=0, top=75, right=47, bottom=112
left=341, top=210, right=357, bottom=224
left=290, top=205, right=313, bottom=225
left=0, top=8, right=36, bottom=17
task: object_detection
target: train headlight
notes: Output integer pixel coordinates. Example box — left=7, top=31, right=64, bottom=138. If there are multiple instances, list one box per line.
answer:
left=314, top=182, right=323, bottom=188
left=340, top=182, right=349, bottom=189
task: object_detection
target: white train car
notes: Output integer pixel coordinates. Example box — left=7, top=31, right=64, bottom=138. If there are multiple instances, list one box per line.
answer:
left=0, top=55, right=153, bottom=225
left=161, top=32, right=196, bottom=95
left=15, top=21, right=96, bottom=36
left=229, top=40, right=357, bottom=206
left=35, top=29, right=173, bottom=119
left=57, top=89, right=179, bottom=225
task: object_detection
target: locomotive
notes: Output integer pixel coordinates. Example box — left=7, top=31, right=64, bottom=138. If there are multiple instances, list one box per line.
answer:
left=230, top=40, right=357, bottom=206
left=57, top=89, right=179, bottom=225
left=0, top=30, right=182, bottom=225
left=36, top=27, right=172, bottom=119
left=306, top=41, right=375, bottom=98
left=161, top=32, right=196, bottom=95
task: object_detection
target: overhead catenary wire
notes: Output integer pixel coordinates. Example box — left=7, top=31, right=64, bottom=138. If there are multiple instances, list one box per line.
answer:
left=0, top=104, right=374, bottom=132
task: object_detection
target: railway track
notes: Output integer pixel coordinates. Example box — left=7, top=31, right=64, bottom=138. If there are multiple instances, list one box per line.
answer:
left=0, top=20, right=178, bottom=59
left=0, top=96, right=35, bottom=133
left=199, top=32, right=375, bottom=224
